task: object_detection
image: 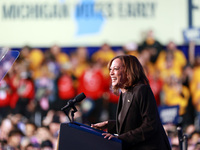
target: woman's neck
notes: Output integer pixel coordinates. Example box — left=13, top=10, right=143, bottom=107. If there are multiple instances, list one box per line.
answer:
left=121, top=88, right=127, bottom=93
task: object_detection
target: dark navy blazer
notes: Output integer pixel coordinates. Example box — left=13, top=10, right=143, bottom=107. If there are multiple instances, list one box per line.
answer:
left=108, top=84, right=171, bottom=150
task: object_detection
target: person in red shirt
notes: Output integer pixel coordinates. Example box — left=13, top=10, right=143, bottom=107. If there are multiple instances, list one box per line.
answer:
left=14, top=74, right=35, bottom=117
left=10, top=61, right=35, bottom=119
left=54, top=66, right=76, bottom=111
left=77, top=61, right=106, bottom=124
left=0, top=77, right=12, bottom=120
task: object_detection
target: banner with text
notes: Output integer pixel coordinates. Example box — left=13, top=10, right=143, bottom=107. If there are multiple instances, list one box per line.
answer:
left=0, top=0, right=200, bottom=47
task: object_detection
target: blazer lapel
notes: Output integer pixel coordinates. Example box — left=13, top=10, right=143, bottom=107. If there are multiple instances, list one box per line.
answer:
left=118, top=91, right=133, bottom=134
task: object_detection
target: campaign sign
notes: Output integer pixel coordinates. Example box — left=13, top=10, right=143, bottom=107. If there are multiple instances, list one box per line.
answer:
left=0, top=48, right=19, bottom=82
left=183, top=28, right=200, bottom=43
left=158, top=105, right=179, bottom=125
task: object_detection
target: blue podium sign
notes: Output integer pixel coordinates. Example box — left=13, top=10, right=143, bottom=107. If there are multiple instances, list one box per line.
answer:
left=58, top=122, right=122, bottom=150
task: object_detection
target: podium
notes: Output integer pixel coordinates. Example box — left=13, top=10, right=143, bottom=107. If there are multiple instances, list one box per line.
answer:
left=58, top=122, right=122, bottom=150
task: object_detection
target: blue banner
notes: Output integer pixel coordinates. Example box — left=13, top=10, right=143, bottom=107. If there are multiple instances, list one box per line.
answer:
left=158, top=105, right=179, bottom=125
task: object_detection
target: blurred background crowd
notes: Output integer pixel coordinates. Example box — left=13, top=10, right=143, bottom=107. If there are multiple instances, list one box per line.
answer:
left=0, top=30, right=200, bottom=149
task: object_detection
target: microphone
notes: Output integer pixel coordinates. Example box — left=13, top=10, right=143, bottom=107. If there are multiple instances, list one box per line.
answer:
left=61, top=93, right=86, bottom=111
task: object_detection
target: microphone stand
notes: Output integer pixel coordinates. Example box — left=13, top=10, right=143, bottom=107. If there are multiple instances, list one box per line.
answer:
left=71, top=105, right=77, bottom=122
left=62, top=104, right=77, bottom=123
left=177, top=126, right=188, bottom=150
left=183, top=134, right=188, bottom=150
left=60, top=93, right=86, bottom=123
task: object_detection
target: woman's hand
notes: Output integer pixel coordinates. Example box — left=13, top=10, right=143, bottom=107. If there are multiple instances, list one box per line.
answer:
left=91, top=121, right=108, bottom=130
left=102, top=133, right=117, bottom=140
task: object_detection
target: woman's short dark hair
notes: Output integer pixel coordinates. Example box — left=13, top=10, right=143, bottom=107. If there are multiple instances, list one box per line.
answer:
left=108, top=55, right=149, bottom=94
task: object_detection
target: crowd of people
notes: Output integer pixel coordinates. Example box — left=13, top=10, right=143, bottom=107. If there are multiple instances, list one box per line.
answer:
left=0, top=30, right=200, bottom=149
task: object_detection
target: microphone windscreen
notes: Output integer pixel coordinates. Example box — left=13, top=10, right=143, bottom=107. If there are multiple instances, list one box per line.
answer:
left=75, top=93, right=86, bottom=102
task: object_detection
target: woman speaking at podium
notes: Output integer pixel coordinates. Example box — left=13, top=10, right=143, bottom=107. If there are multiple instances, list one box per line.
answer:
left=92, top=55, right=171, bottom=150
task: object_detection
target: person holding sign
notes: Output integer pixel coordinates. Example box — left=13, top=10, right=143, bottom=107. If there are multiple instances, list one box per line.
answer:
left=91, top=55, right=171, bottom=150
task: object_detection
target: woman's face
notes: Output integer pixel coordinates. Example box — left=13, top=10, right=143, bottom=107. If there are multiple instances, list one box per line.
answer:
left=109, top=58, right=127, bottom=89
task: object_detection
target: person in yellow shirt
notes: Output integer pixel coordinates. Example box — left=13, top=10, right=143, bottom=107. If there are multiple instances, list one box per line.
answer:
left=156, top=48, right=183, bottom=83
left=91, top=43, right=116, bottom=78
left=162, top=76, right=190, bottom=118
left=190, top=55, right=200, bottom=129
left=91, top=43, right=115, bottom=67
left=28, top=48, right=44, bottom=79
left=49, top=44, right=69, bottom=66
left=70, top=47, right=90, bottom=79
left=139, top=30, right=163, bottom=64
left=190, top=56, right=200, bottom=98
left=155, top=41, right=187, bottom=80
